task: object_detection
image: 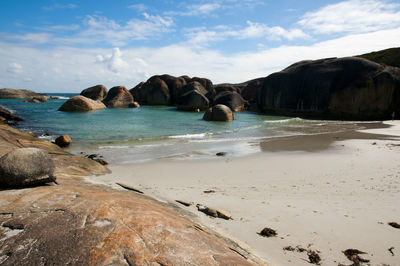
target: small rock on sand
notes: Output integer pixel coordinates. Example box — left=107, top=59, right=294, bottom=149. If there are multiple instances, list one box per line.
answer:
left=257, top=227, right=277, bottom=237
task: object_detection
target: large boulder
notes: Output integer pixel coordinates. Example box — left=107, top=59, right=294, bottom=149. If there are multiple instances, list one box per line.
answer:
left=129, top=82, right=146, bottom=103
left=145, top=77, right=171, bottom=105
left=55, top=134, right=71, bottom=147
left=0, top=148, right=56, bottom=187
left=80, top=85, right=108, bottom=101
left=214, top=91, right=248, bottom=112
left=0, top=88, right=46, bottom=99
left=203, top=104, right=234, bottom=121
left=59, top=95, right=106, bottom=112
left=257, top=57, right=400, bottom=120
left=0, top=105, right=23, bottom=121
left=103, top=86, right=134, bottom=107
left=176, top=90, right=209, bottom=111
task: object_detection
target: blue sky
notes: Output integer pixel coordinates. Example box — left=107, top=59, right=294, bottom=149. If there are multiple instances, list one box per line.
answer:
left=1, top=0, right=400, bottom=92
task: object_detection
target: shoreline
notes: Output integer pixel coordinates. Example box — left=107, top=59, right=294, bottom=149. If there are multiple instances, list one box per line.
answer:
left=88, top=120, right=400, bottom=265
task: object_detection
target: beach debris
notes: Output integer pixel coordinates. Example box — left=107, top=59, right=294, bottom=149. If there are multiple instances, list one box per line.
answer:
left=342, top=249, right=369, bottom=265
left=84, top=154, right=108, bottom=165
left=116, top=182, right=144, bottom=194
left=203, top=189, right=216, bottom=194
left=196, top=204, right=233, bottom=220
left=372, top=142, right=377, bottom=145
left=283, top=246, right=296, bottom=251
left=257, top=227, right=277, bottom=237
left=216, top=152, right=227, bottom=156
left=175, top=200, right=192, bottom=207
left=388, top=247, right=395, bottom=256
left=55, top=134, right=71, bottom=147
left=388, top=222, right=400, bottom=229
left=307, top=250, right=321, bottom=265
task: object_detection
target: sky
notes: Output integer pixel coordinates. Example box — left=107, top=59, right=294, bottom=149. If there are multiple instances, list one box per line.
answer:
left=0, top=0, right=400, bottom=92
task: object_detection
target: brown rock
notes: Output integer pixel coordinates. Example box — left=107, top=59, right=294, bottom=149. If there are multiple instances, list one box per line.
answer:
left=58, top=95, right=106, bottom=112
left=129, top=101, right=140, bottom=108
left=214, top=91, right=248, bottom=112
left=103, top=86, right=134, bottom=107
left=0, top=148, right=56, bottom=187
left=203, top=104, right=234, bottom=121
left=80, top=85, right=108, bottom=101
left=0, top=105, right=23, bottom=121
left=24, top=96, right=48, bottom=103
left=257, top=227, right=277, bottom=237
left=55, top=135, right=71, bottom=147
left=0, top=88, right=47, bottom=99
left=176, top=89, right=209, bottom=111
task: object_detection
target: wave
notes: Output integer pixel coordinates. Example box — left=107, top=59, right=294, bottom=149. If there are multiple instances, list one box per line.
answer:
left=55, top=96, right=70, bottom=100
left=263, top=117, right=303, bottom=124
left=168, top=133, right=211, bottom=139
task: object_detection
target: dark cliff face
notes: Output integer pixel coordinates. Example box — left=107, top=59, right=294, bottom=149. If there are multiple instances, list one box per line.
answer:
left=256, top=57, right=400, bottom=120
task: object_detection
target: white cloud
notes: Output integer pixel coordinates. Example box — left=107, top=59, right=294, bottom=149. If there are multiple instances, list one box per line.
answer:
left=165, top=3, right=221, bottom=16
left=185, top=21, right=307, bottom=46
left=299, top=0, right=400, bottom=34
left=128, top=4, right=147, bottom=12
left=7, top=63, right=23, bottom=74
left=1, top=27, right=399, bottom=92
left=4, top=33, right=52, bottom=44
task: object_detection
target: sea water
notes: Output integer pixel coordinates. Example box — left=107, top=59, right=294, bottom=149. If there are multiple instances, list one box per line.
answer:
left=0, top=93, right=363, bottom=164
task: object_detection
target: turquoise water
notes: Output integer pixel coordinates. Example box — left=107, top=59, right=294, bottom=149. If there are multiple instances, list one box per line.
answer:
left=0, top=93, right=357, bottom=164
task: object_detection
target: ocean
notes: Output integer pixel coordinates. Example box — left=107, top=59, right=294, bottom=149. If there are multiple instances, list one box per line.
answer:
left=0, top=93, right=365, bottom=164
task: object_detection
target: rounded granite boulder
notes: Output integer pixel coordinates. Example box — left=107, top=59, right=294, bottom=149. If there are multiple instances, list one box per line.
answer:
left=203, top=104, right=234, bottom=121
left=80, top=85, right=108, bottom=101
left=103, top=86, right=134, bottom=107
left=59, top=95, right=106, bottom=112
left=0, top=148, right=56, bottom=187
left=55, top=134, right=71, bottom=147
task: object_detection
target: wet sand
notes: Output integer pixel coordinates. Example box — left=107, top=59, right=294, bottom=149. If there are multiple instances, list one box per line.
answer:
left=88, top=121, right=400, bottom=265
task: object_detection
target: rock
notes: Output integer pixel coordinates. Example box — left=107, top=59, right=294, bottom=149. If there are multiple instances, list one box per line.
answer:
left=24, top=96, right=48, bottom=103
left=240, top=78, right=264, bottom=102
left=116, top=182, right=144, bottom=194
left=176, top=89, right=209, bottom=111
left=0, top=105, right=23, bottom=121
left=190, top=77, right=214, bottom=98
left=0, top=88, right=47, bottom=99
left=214, top=91, right=248, bottom=111
left=0, top=148, right=56, bottom=187
left=59, top=95, right=106, bottom=112
left=214, top=84, right=241, bottom=94
left=203, top=104, right=234, bottom=121
left=175, top=200, right=193, bottom=207
left=145, top=77, right=171, bottom=105
left=129, top=101, right=140, bottom=108
left=129, top=82, right=146, bottom=103
left=180, top=81, right=209, bottom=96
left=80, top=85, right=108, bottom=101
left=257, top=57, right=400, bottom=120
left=196, top=204, right=233, bottom=220
left=55, top=135, right=71, bottom=147
left=216, top=152, right=227, bottom=156
left=103, top=86, right=135, bottom=107
left=257, top=227, right=277, bottom=237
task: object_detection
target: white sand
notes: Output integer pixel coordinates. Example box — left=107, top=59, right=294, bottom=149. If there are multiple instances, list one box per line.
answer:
left=89, top=121, right=400, bottom=265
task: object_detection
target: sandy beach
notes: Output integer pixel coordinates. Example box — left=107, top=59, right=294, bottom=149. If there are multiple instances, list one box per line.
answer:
left=89, top=121, right=400, bottom=265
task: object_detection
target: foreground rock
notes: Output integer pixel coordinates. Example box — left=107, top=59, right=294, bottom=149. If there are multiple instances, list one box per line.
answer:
left=0, top=105, right=23, bottom=122
left=102, top=86, right=134, bottom=107
left=80, top=85, right=108, bottom=101
left=0, top=148, right=56, bottom=186
left=59, top=95, right=106, bottom=112
left=256, top=57, right=400, bottom=120
left=203, top=104, right=234, bottom=121
left=0, top=124, right=261, bottom=265
left=0, top=88, right=46, bottom=99
left=55, top=134, right=71, bottom=147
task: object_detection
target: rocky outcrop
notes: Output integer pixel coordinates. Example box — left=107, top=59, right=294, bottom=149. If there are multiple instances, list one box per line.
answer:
left=0, top=105, right=23, bottom=122
left=24, top=96, right=48, bottom=103
left=0, top=88, right=47, bottom=99
left=80, top=85, right=108, bottom=101
left=59, top=95, right=106, bottom=112
left=203, top=104, right=234, bottom=121
left=214, top=91, right=248, bottom=112
left=55, top=135, right=71, bottom=147
left=256, top=57, right=400, bottom=120
left=130, top=75, right=214, bottom=106
left=176, top=90, right=209, bottom=111
left=0, top=148, right=55, bottom=186
left=103, top=86, right=134, bottom=108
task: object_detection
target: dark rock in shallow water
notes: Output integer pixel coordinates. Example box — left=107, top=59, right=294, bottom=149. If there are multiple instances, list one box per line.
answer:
left=214, top=91, right=248, bottom=112
left=55, top=135, right=71, bottom=147
left=103, top=86, right=134, bottom=107
left=0, top=148, right=56, bottom=187
left=24, top=96, right=48, bottom=103
left=0, top=105, right=23, bottom=121
left=203, top=104, right=234, bottom=121
left=132, top=76, right=171, bottom=105
left=176, top=89, right=209, bottom=111
left=256, top=57, right=400, bottom=120
left=80, top=84, right=108, bottom=101
left=59, top=95, right=106, bottom=112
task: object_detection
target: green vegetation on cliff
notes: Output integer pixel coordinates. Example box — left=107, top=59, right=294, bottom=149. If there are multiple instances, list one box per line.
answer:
left=357, top=47, right=400, bottom=68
